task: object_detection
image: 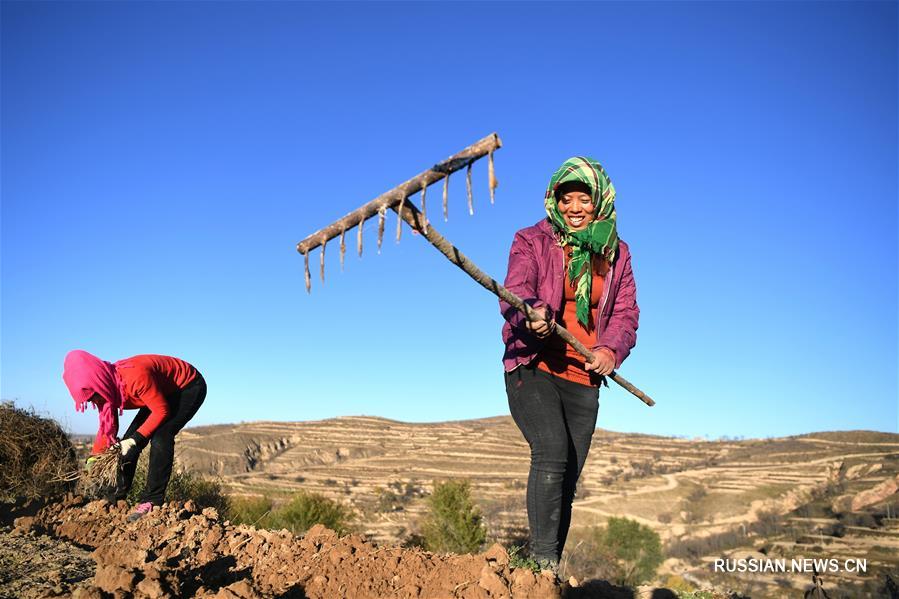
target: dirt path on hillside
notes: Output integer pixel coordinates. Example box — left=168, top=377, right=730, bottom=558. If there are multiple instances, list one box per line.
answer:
left=572, top=474, right=679, bottom=528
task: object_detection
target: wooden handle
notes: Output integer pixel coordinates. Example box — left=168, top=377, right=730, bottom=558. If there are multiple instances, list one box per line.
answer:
left=296, top=133, right=502, bottom=255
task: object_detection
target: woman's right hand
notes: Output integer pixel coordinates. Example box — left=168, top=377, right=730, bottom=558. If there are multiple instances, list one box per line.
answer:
left=524, top=306, right=554, bottom=338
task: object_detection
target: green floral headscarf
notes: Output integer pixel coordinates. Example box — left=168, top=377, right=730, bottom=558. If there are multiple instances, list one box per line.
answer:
left=544, top=156, right=619, bottom=326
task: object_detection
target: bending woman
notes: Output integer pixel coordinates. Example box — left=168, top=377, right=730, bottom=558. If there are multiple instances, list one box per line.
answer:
left=499, top=157, right=639, bottom=572
left=63, top=350, right=206, bottom=521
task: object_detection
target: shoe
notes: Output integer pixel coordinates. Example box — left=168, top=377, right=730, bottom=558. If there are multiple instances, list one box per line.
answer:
left=126, top=501, right=154, bottom=522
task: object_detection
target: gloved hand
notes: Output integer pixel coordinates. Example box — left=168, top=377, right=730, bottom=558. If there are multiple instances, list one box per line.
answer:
left=84, top=456, right=98, bottom=472
left=118, top=437, right=139, bottom=460
left=115, top=431, right=148, bottom=461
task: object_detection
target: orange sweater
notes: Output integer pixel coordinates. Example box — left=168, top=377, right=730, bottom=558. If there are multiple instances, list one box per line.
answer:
left=91, top=354, right=197, bottom=454
left=535, top=250, right=610, bottom=387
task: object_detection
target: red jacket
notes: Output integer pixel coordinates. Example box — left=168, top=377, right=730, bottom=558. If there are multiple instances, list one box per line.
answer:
left=91, top=354, right=197, bottom=454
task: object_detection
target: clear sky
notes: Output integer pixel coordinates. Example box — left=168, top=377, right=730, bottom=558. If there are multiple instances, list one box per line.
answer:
left=2, top=1, right=896, bottom=439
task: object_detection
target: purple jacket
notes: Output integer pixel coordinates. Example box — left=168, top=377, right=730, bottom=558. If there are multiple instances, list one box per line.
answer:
left=500, top=219, right=639, bottom=372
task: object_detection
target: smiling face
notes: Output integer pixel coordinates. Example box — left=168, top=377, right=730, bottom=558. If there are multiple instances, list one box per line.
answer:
left=556, top=188, right=596, bottom=231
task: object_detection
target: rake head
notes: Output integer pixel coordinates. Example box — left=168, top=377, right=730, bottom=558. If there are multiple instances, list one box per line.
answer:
left=296, top=134, right=501, bottom=293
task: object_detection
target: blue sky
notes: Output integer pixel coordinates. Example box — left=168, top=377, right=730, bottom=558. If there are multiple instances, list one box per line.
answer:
left=2, top=1, right=896, bottom=439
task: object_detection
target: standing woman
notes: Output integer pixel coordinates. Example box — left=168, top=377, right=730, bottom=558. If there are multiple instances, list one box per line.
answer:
left=62, top=350, right=206, bottom=521
left=499, top=157, right=639, bottom=572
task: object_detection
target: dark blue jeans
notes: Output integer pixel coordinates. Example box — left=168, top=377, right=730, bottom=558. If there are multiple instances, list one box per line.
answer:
left=505, top=364, right=599, bottom=563
left=116, top=373, right=206, bottom=505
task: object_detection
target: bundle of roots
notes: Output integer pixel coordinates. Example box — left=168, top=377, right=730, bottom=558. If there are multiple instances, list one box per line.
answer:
left=72, top=446, right=121, bottom=498
left=0, top=402, right=78, bottom=499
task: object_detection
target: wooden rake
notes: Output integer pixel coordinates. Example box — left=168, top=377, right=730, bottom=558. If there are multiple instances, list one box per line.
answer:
left=296, top=133, right=654, bottom=407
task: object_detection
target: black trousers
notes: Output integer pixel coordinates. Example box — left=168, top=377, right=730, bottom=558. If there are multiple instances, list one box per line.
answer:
left=116, top=373, right=206, bottom=505
left=505, top=364, right=599, bottom=562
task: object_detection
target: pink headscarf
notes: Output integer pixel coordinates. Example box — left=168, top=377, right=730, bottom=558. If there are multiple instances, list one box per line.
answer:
left=62, top=350, right=127, bottom=448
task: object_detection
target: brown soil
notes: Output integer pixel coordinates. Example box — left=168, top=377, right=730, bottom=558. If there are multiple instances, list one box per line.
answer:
left=14, top=495, right=570, bottom=599
left=0, top=525, right=95, bottom=598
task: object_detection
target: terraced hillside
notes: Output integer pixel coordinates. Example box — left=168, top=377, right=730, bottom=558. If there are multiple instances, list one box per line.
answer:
left=172, top=417, right=899, bottom=598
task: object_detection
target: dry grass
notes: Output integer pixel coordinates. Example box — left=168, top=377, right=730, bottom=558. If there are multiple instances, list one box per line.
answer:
left=0, top=402, right=77, bottom=500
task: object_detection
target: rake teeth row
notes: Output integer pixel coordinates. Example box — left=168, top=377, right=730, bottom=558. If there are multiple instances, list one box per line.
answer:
left=304, top=167, right=490, bottom=293
left=303, top=167, right=492, bottom=293
left=298, top=133, right=502, bottom=294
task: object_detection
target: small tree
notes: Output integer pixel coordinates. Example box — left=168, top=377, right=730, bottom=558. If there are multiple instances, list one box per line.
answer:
left=596, top=517, right=663, bottom=587
left=228, top=495, right=274, bottom=527
left=420, top=479, right=487, bottom=554
left=269, top=490, right=353, bottom=535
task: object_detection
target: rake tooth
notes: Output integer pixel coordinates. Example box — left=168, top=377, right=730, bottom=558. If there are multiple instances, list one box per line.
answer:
left=396, top=196, right=406, bottom=243
left=303, top=250, right=311, bottom=293
left=377, top=207, right=386, bottom=254
left=339, top=227, right=346, bottom=271
left=421, top=181, right=429, bottom=234
left=443, top=172, right=450, bottom=221
left=320, top=238, right=326, bottom=283
left=357, top=218, right=364, bottom=257
left=488, top=149, right=497, bottom=204
left=466, top=161, right=474, bottom=216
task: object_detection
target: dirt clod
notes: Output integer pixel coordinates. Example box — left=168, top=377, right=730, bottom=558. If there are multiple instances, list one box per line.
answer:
left=482, top=543, right=510, bottom=567
left=479, top=565, right=510, bottom=597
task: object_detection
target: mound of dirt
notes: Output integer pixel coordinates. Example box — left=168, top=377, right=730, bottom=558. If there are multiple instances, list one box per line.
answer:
left=16, top=495, right=564, bottom=599
left=0, top=402, right=77, bottom=500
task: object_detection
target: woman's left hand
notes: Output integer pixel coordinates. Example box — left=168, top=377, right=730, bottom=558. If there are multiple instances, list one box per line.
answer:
left=118, top=438, right=139, bottom=460
left=585, top=348, right=616, bottom=376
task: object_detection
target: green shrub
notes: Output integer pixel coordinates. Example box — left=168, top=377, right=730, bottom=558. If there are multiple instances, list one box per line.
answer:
left=508, top=545, right=541, bottom=573
left=420, top=479, right=487, bottom=554
left=228, top=495, right=274, bottom=527
left=268, top=490, right=353, bottom=535
left=126, top=453, right=229, bottom=515
left=596, top=517, right=663, bottom=587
